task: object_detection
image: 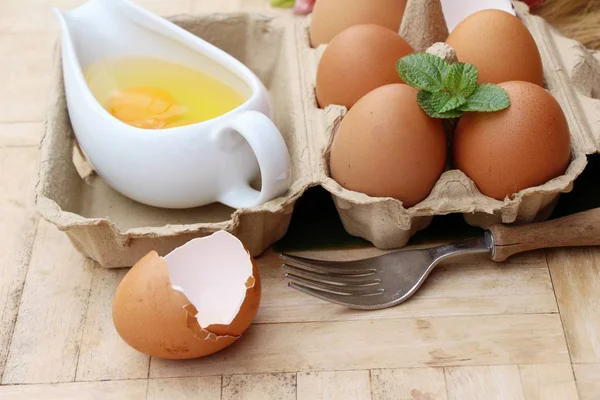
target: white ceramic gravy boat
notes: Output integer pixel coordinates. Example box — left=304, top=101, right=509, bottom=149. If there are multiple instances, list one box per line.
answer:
left=54, top=0, right=291, bottom=209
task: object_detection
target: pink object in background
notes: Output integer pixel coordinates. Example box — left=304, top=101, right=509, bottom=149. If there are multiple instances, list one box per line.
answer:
left=294, top=0, right=315, bottom=14
left=521, top=0, right=544, bottom=9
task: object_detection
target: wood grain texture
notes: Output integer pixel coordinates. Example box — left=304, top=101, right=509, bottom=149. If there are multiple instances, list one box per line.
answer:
left=573, top=363, right=600, bottom=400
left=0, top=0, right=191, bottom=33
left=0, top=0, right=87, bottom=33
left=0, top=123, right=43, bottom=147
left=256, top=250, right=556, bottom=324
left=519, top=364, right=579, bottom=400
left=0, top=56, right=54, bottom=122
left=1, top=220, right=94, bottom=384
left=150, top=314, right=568, bottom=378
left=192, top=0, right=273, bottom=13
left=0, top=148, right=39, bottom=381
left=490, top=208, right=600, bottom=261
left=547, top=248, right=600, bottom=363
left=0, top=30, right=56, bottom=123
left=0, top=379, right=148, bottom=399
left=297, top=371, right=371, bottom=400
left=0, top=32, right=56, bottom=62
left=75, top=268, right=150, bottom=381
left=371, top=368, right=448, bottom=400
left=134, top=0, right=192, bottom=16
left=0, top=0, right=597, bottom=397
left=445, top=366, right=525, bottom=400
left=147, top=376, right=222, bottom=400
left=222, top=373, right=296, bottom=400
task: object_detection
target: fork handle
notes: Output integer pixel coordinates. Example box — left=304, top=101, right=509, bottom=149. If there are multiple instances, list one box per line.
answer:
left=489, top=208, right=600, bottom=262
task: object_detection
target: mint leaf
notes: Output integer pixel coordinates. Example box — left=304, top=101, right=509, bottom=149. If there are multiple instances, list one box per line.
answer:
left=417, top=91, right=467, bottom=114
left=444, top=62, right=478, bottom=97
left=270, top=0, right=294, bottom=7
left=459, top=84, right=511, bottom=112
left=417, top=91, right=465, bottom=119
left=397, top=53, right=450, bottom=92
left=397, top=52, right=511, bottom=119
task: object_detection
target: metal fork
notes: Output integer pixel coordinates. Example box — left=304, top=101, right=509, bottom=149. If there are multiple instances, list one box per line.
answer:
left=281, top=208, right=600, bottom=310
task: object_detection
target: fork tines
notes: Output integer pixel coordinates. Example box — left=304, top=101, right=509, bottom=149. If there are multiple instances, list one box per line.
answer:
left=280, top=254, right=385, bottom=304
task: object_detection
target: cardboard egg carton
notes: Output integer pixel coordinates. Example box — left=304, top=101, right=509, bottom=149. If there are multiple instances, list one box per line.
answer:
left=303, top=0, right=600, bottom=249
left=36, top=1, right=600, bottom=268
left=37, top=12, right=308, bottom=268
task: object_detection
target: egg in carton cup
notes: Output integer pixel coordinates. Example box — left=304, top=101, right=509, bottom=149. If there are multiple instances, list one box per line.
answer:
left=36, top=1, right=600, bottom=268
left=302, top=0, right=598, bottom=249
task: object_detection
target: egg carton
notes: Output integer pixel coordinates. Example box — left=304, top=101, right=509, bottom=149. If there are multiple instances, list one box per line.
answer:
left=302, top=0, right=600, bottom=249
left=36, top=12, right=308, bottom=268
left=36, top=2, right=600, bottom=268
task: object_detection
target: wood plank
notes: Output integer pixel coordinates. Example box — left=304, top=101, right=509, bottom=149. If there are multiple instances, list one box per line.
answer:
left=0, top=148, right=39, bottom=381
left=133, top=0, right=192, bottom=16
left=0, top=32, right=56, bottom=61
left=297, top=371, right=371, bottom=400
left=445, top=365, right=525, bottom=400
left=222, top=373, right=296, bottom=400
left=519, top=364, right=579, bottom=400
left=75, top=268, right=150, bottom=382
left=573, top=364, right=600, bottom=400
left=0, top=123, right=43, bottom=147
left=150, top=314, right=568, bottom=378
left=0, top=1, right=86, bottom=33
left=0, top=31, right=57, bottom=125
left=371, top=368, right=447, bottom=400
left=256, top=250, right=556, bottom=324
left=547, top=248, right=600, bottom=363
left=147, top=376, right=222, bottom=400
left=0, top=0, right=190, bottom=34
left=2, top=220, right=95, bottom=384
left=192, top=0, right=271, bottom=13
left=0, top=57, right=54, bottom=122
left=0, top=379, right=148, bottom=400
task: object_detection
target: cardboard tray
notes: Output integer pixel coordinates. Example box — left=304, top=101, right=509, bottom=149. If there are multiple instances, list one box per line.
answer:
left=36, top=13, right=309, bottom=268
left=308, top=1, right=599, bottom=249
left=35, top=1, right=600, bottom=268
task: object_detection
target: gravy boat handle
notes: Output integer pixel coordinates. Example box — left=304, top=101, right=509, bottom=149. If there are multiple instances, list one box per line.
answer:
left=216, top=110, right=291, bottom=208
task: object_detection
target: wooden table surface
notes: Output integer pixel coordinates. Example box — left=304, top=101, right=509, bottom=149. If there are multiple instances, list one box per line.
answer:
left=0, top=0, right=599, bottom=399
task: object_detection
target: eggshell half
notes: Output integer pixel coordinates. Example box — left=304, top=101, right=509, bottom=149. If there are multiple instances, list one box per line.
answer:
left=112, top=231, right=260, bottom=360
left=164, top=231, right=261, bottom=337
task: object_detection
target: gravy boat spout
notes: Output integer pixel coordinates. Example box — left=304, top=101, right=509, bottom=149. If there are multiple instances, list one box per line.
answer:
left=54, top=0, right=292, bottom=209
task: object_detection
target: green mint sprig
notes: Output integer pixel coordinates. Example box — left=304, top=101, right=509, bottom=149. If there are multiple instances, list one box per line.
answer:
left=396, top=53, right=510, bottom=119
left=270, top=0, right=295, bottom=7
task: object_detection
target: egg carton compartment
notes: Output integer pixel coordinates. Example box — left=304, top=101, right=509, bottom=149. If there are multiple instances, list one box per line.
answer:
left=37, top=2, right=600, bottom=267
left=36, top=12, right=311, bottom=268
left=299, top=0, right=598, bottom=250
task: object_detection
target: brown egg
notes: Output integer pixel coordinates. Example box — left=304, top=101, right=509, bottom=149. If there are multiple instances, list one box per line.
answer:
left=309, top=0, right=407, bottom=47
left=329, top=84, right=447, bottom=208
left=446, top=10, right=544, bottom=86
left=316, top=24, right=414, bottom=110
left=453, top=81, right=571, bottom=200
left=112, top=232, right=261, bottom=360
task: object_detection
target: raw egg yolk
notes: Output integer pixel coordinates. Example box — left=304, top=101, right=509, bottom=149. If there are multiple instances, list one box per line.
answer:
left=106, top=86, right=188, bottom=129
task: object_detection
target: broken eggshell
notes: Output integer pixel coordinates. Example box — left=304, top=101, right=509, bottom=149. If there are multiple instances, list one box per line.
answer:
left=111, top=231, right=261, bottom=360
